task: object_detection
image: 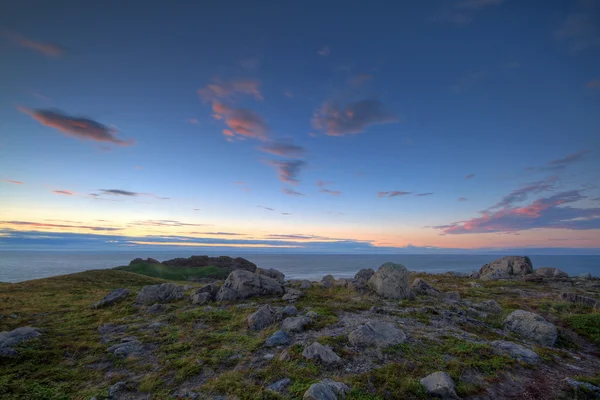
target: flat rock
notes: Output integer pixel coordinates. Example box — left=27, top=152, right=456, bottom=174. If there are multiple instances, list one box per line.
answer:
left=106, top=339, right=143, bottom=358
left=411, top=278, right=439, bottom=296
left=267, top=378, right=291, bottom=393
left=93, top=288, right=130, bottom=308
left=367, top=262, right=412, bottom=299
left=559, top=292, right=598, bottom=308
left=491, top=340, right=540, bottom=364
left=348, top=321, right=406, bottom=348
left=246, top=305, right=282, bottom=331
left=473, top=299, right=502, bottom=314
left=265, top=330, right=290, bottom=347
left=282, top=288, right=304, bottom=302
left=300, top=280, right=312, bottom=289
left=282, top=305, right=298, bottom=317
left=303, top=379, right=350, bottom=400
left=215, top=270, right=284, bottom=301
left=256, top=268, right=285, bottom=284
left=420, top=371, right=457, bottom=399
left=535, top=267, right=568, bottom=278
left=302, top=342, right=341, bottom=365
left=146, top=304, right=166, bottom=314
left=281, top=316, right=312, bottom=333
left=135, top=283, right=184, bottom=305
left=504, top=310, right=558, bottom=347
left=0, top=326, right=41, bottom=349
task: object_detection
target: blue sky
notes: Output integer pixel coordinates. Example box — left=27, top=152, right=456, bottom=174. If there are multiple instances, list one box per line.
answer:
left=1, top=0, right=599, bottom=253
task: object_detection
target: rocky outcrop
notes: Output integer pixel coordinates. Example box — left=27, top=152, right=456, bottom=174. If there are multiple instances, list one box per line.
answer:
left=300, top=280, right=312, bottom=289
left=0, top=326, right=41, bottom=356
left=348, top=321, right=406, bottom=348
left=215, top=270, right=284, bottom=301
left=367, top=263, right=412, bottom=299
left=256, top=268, right=285, bottom=283
left=129, top=257, right=160, bottom=265
left=479, top=256, right=533, bottom=280
left=189, top=283, right=219, bottom=305
left=246, top=305, right=282, bottom=331
left=535, top=267, right=568, bottom=279
left=282, top=288, right=304, bottom=302
left=559, top=292, right=599, bottom=308
left=302, top=342, right=341, bottom=365
left=93, top=288, right=130, bottom=308
left=135, top=283, right=184, bottom=305
left=420, top=372, right=457, bottom=399
left=355, top=268, right=375, bottom=282
left=491, top=340, right=540, bottom=364
left=161, top=255, right=257, bottom=273
left=411, top=278, right=439, bottom=296
left=321, top=275, right=336, bottom=288
left=265, top=330, right=290, bottom=347
left=504, top=310, right=558, bottom=347
left=303, top=379, right=350, bottom=400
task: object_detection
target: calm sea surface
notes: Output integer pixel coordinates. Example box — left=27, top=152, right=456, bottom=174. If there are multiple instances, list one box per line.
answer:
left=0, top=251, right=598, bottom=283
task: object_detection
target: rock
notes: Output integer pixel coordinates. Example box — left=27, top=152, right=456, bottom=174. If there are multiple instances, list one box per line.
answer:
left=190, top=292, right=213, bottom=305
left=278, top=349, right=291, bottom=361
left=469, top=282, right=483, bottom=288
left=306, top=311, right=318, bottom=319
left=535, top=267, right=568, bottom=279
left=479, top=256, right=533, bottom=280
left=282, top=305, right=298, bottom=317
left=355, top=268, right=375, bottom=282
left=129, top=257, right=160, bottom=265
left=0, top=326, right=41, bottom=354
left=559, top=292, right=599, bottom=308
left=265, top=330, right=291, bottom=347
left=334, top=279, right=349, bottom=287
left=256, top=268, right=285, bottom=284
left=93, top=288, right=130, bottom=308
left=491, top=340, right=540, bottom=364
left=443, top=291, right=461, bottom=301
left=302, top=342, right=341, bottom=365
left=348, top=321, right=406, bottom=348
left=480, top=270, right=510, bottom=281
left=411, top=278, right=439, bottom=296
left=303, top=379, right=350, bottom=400
left=108, top=381, right=127, bottom=398
left=564, top=378, right=600, bottom=396
left=520, top=274, right=544, bottom=283
left=148, top=322, right=165, bottom=330
left=193, top=283, right=220, bottom=297
left=473, top=299, right=502, bottom=314
left=146, top=303, right=166, bottom=314
left=580, top=272, right=593, bottom=280
left=215, top=270, right=284, bottom=301
left=281, top=316, right=312, bottom=333
left=469, top=271, right=481, bottom=279
left=162, top=255, right=257, bottom=273
left=367, top=262, right=412, bottom=299
left=267, top=378, right=291, bottom=393
left=321, top=275, right=336, bottom=288
left=300, top=280, right=312, bottom=289
left=246, top=305, right=282, bottom=331
left=420, top=372, right=457, bottom=399
left=504, top=310, right=558, bottom=347
left=135, top=283, right=184, bottom=305
left=282, top=288, right=304, bottom=302
left=106, top=339, right=143, bottom=358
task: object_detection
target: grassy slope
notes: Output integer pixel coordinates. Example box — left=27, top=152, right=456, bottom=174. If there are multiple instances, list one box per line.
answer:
left=0, top=270, right=598, bottom=399
left=115, top=262, right=229, bottom=281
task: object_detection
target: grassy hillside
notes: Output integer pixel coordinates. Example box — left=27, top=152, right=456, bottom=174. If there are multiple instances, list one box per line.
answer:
left=115, top=262, right=229, bottom=281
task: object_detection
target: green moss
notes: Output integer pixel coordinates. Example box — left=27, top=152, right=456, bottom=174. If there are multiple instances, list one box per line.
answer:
left=566, top=314, right=600, bottom=345
left=115, top=262, right=229, bottom=281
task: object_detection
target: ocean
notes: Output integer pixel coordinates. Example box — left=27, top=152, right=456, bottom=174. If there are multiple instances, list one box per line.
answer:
left=0, top=251, right=598, bottom=283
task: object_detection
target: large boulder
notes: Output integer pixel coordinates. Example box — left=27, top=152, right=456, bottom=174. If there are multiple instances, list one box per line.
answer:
left=479, top=256, right=533, bottom=280
left=420, top=372, right=457, bottom=399
left=246, top=305, right=282, bottom=331
left=302, top=342, right=341, bottom=365
left=190, top=292, right=212, bottom=305
left=535, top=267, right=568, bottom=279
left=367, top=263, right=412, bottom=299
left=355, top=268, right=375, bottom=282
left=411, top=278, right=439, bottom=296
left=215, top=270, right=284, bottom=301
left=256, top=268, right=285, bottom=284
left=135, top=283, right=184, bottom=305
left=303, top=379, right=350, bottom=400
left=93, top=288, right=130, bottom=308
left=0, top=326, right=41, bottom=355
left=348, top=321, right=406, bottom=348
left=321, top=275, right=336, bottom=288
left=490, top=340, right=540, bottom=364
left=504, top=310, right=558, bottom=347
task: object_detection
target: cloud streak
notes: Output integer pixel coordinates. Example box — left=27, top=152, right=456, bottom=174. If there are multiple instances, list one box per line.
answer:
left=212, top=102, right=268, bottom=140
left=18, top=107, right=133, bottom=146
left=282, top=187, right=305, bottom=196
left=52, top=190, right=75, bottom=196
left=259, top=141, right=305, bottom=158
left=378, top=191, right=412, bottom=198
left=312, top=99, right=396, bottom=136
left=4, top=31, right=64, bottom=57
left=0, top=221, right=121, bottom=232
left=2, top=180, right=23, bottom=185
left=198, top=79, right=263, bottom=102
left=268, top=160, right=305, bottom=184
left=317, top=180, right=341, bottom=196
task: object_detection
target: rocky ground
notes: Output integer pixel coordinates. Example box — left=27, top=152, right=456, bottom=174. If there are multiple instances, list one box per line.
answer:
left=0, top=257, right=599, bottom=399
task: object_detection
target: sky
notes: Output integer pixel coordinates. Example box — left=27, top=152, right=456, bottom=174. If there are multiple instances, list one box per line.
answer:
left=1, top=0, right=600, bottom=254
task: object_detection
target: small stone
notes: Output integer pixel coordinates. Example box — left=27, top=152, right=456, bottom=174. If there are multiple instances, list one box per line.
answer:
left=303, top=379, right=350, bottom=400
left=256, top=268, right=285, bottom=284
left=300, top=280, right=312, bottom=289
left=282, top=305, right=298, bottom=317
left=146, top=303, right=166, bottom=314
left=419, top=371, right=457, bottom=399
left=267, top=378, right=291, bottom=392
left=469, top=282, right=483, bottom=288
left=278, top=349, right=291, bottom=361
left=135, top=283, right=184, bottom=305
left=306, top=311, right=318, bottom=319
left=411, top=278, right=440, bottom=296
left=246, top=305, right=282, bottom=331
left=93, top=288, right=130, bottom=308
left=281, top=316, right=312, bottom=333
left=348, top=321, right=406, bottom=348
left=444, top=291, right=461, bottom=301
left=106, top=340, right=143, bottom=358
left=491, top=340, right=540, bottom=364
left=108, top=381, right=127, bottom=398
left=265, top=330, right=290, bottom=347
left=355, top=268, right=375, bottom=281
left=282, top=288, right=304, bottom=302
left=263, top=353, right=275, bottom=360
left=190, top=292, right=213, bottom=305
left=564, top=378, right=600, bottom=396
left=473, top=300, right=502, bottom=314
left=302, top=342, right=341, bottom=365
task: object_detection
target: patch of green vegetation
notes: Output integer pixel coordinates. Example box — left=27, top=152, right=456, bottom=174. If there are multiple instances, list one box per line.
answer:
left=115, top=262, right=229, bottom=281
left=350, top=364, right=427, bottom=400
left=565, top=314, right=600, bottom=346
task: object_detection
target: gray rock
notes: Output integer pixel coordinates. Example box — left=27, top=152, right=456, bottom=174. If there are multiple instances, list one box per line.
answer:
left=334, top=279, right=349, bottom=287
left=190, top=291, right=213, bottom=305
left=367, top=262, right=412, bottom=299
left=256, top=268, right=285, bottom=284
left=411, top=278, right=439, bottom=296
left=265, top=330, right=291, bottom=347
left=0, top=326, right=41, bottom=350
left=491, top=340, right=540, bottom=364
left=106, top=339, right=143, bottom=358
left=148, top=322, right=165, bottom=330
left=473, top=299, right=502, bottom=314
left=469, top=271, right=481, bottom=279
left=504, top=310, right=558, bottom=347
left=303, top=379, right=350, bottom=400
left=306, top=311, right=318, bottom=319
left=215, top=270, right=284, bottom=301
left=559, top=292, right=599, bottom=309
left=193, top=283, right=220, bottom=297
left=469, top=282, right=483, bottom=288
left=282, top=288, right=304, bottom=302
left=146, top=303, right=166, bottom=314
left=281, top=316, right=312, bottom=333
left=300, top=280, right=312, bottom=289
left=535, top=267, right=568, bottom=279
left=355, top=268, right=375, bottom=282
left=321, top=275, right=336, bottom=288
left=479, top=256, right=533, bottom=280
left=0, top=347, right=18, bottom=357
left=246, top=305, right=282, bottom=331
left=93, top=288, right=130, bottom=308
left=135, top=283, right=184, bottom=305
left=267, top=378, right=291, bottom=392
left=420, top=371, right=457, bottom=399
left=278, top=349, right=291, bottom=361
left=108, top=381, right=127, bottom=398
left=443, top=291, right=461, bottom=301
left=564, top=378, right=600, bottom=396
left=282, top=305, right=298, bottom=317
left=580, top=272, right=593, bottom=280
left=302, top=342, right=341, bottom=365
left=348, top=321, right=406, bottom=348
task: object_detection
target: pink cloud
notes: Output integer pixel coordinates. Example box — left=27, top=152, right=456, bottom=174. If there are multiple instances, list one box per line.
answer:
left=268, top=160, right=305, bottom=184
left=317, top=180, right=341, bottom=196
left=259, top=141, right=305, bottom=158
left=52, top=190, right=75, bottom=196
left=587, top=79, right=600, bottom=89
left=312, top=99, right=396, bottom=136
left=5, top=32, right=64, bottom=57
left=317, top=46, right=330, bottom=56
left=3, top=179, right=23, bottom=185
left=198, top=79, right=263, bottom=102
left=349, top=73, right=373, bottom=87
left=189, top=118, right=200, bottom=125
left=212, top=102, right=268, bottom=140
left=457, top=197, right=469, bottom=202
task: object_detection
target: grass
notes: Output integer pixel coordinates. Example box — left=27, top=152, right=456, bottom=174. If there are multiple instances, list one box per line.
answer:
left=565, top=314, right=600, bottom=346
left=115, top=262, right=229, bottom=281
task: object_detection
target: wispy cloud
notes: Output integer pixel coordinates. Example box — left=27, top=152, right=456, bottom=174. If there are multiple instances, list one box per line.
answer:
left=312, top=99, right=396, bottom=136
left=257, top=205, right=275, bottom=211
left=259, top=141, right=305, bottom=158
left=2, top=179, right=23, bottom=185
left=96, top=189, right=169, bottom=200
left=555, top=11, right=600, bottom=52
left=349, top=73, right=373, bottom=87
left=212, top=102, right=268, bottom=140
left=198, top=78, right=263, bottom=102
left=378, top=191, right=412, bottom=198
left=548, top=150, right=590, bottom=167
left=239, top=57, right=260, bottom=69
left=18, top=107, right=134, bottom=146
left=4, top=31, right=64, bottom=57
left=198, top=232, right=244, bottom=236
left=465, top=173, right=476, bottom=179
left=317, top=180, right=341, bottom=196
left=317, top=46, right=330, bottom=56
left=586, top=79, right=600, bottom=89
left=268, top=160, right=306, bottom=184
left=0, top=220, right=121, bottom=231
left=432, top=0, right=506, bottom=25
left=457, top=197, right=469, bottom=202
left=52, top=190, right=75, bottom=196
left=416, top=193, right=434, bottom=197
left=189, top=118, right=200, bottom=125
left=129, top=220, right=209, bottom=227
left=489, top=176, right=558, bottom=210
left=282, top=187, right=305, bottom=196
